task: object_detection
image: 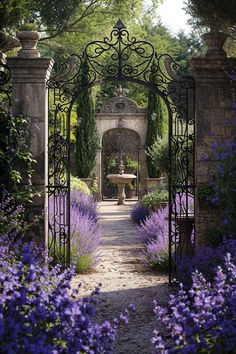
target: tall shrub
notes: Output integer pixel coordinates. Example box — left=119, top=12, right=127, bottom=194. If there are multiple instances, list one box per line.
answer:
left=145, top=86, right=165, bottom=177
left=75, top=58, right=98, bottom=178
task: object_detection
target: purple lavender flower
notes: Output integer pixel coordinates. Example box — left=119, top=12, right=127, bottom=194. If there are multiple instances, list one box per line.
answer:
left=137, top=207, right=169, bottom=270
left=0, top=239, right=133, bottom=353
left=71, top=206, right=101, bottom=267
left=137, top=207, right=168, bottom=244
left=152, top=253, right=236, bottom=354
left=130, top=202, right=149, bottom=223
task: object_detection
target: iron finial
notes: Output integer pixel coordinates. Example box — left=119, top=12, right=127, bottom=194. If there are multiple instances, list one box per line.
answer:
left=114, top=19, right=126, bottom=29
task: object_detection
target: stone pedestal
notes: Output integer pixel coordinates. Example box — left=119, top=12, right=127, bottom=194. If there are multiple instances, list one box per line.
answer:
left=7, top=31, right=54, bottom=245
left=190, top=56, right=236, bottom=245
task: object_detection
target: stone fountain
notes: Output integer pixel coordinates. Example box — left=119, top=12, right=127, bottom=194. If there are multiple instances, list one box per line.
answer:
left=106, top=158, right=137, bottom=205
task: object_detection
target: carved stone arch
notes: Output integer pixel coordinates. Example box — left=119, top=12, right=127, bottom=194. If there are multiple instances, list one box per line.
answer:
left=99, top=96, right=146, bottom=114
left=93, top=95, right=148, bottom=200
left=100, top=127, right=142, bottom=200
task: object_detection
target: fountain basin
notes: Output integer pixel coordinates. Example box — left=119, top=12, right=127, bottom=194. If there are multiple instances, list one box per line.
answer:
left=106, top=174, right=137, bottom=204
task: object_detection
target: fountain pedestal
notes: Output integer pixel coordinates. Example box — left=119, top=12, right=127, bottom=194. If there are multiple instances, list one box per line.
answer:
left=106, top=173, right=137, bottom=205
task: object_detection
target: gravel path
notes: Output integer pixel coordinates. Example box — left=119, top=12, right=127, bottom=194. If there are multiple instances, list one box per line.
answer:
left=72, top=201, right=169, bottom=354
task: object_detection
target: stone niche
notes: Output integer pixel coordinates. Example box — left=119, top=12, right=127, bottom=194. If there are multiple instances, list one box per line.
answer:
left=93, top=94, right=148, bottom=200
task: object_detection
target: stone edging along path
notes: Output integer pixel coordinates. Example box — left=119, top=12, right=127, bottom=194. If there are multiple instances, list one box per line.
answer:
left=72, top=201, right=169, bottom=354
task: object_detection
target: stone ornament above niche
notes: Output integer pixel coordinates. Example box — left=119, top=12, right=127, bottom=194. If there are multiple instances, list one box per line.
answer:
left=98, top=96, right=146, bottom=114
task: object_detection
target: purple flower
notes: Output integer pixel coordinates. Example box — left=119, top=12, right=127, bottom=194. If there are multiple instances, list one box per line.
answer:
left=152, top=254, right=236, bottom=353
left=0, top=238, right=132, bottom=353
left=137, top=207, right=169, bottom=270
left=130, top=203, right=149, bottom=223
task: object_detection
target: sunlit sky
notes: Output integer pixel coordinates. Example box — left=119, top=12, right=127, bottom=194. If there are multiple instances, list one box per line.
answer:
left=150, top=0, right=192, bottom=34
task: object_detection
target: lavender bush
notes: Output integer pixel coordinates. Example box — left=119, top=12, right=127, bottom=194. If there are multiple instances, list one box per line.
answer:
left=137, top=207, right=169, bottom=270
left=137, top=207, right=168, bottom=244
left=0, top=238, right=134, bottom=353
left=49, top=190, right=100, bottom=272
left=71, top=189, right=99, bottom=223
left=71, top=206, right=101, bottom=271
left=130, top=202, right=149, bottom=224
left=152, top=253, right=236, bottom=354
left=177, top=238, right=236, bottom=288
left=70, top=190, right=100, bottom=271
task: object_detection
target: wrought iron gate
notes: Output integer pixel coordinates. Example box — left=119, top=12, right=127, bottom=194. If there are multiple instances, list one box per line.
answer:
left=47, top=19, right=195, bottom=281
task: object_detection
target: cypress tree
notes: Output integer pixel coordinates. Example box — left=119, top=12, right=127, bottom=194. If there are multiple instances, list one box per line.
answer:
left=75, top=59, right=98, bottom=178
left=145, top=88, right=164, bottom=178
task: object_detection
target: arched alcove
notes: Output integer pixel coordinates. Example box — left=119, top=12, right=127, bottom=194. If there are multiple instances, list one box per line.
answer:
left=92, top=94, right=148, bottom=200
left=101, top=128, right=141, bottom=199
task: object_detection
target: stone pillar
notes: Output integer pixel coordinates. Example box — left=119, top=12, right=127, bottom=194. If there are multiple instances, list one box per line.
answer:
left=190, top=54, right=236, bottom=245
left=7, top=31, right=54, bottom=245
left=139, top=145, right=148, bottom=198
left=92, top=145, right=102, bottom=201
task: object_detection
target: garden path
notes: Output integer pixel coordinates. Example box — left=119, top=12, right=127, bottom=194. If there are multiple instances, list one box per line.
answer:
left=73, top=201, right=169, bottom=354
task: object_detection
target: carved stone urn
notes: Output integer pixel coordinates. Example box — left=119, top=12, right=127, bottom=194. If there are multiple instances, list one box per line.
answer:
left=16, top=31, right=41, bottom=58
left=201, top=32, right=227, bottom=59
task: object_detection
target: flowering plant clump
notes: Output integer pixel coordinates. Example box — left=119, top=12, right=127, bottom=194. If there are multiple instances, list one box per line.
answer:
left=137, top=207, right=169, bottom=271
left=130, top=202, right=149, bottom=224
left=49, top=190, right=100, bottom=272
left=71, top=207, right=101, bottom=271
left=71, top=189, right=99, bottom=223
left=0, top=237, right=134, bottom=353
left=199, top=120, right=236, bottom=239
left=177, top=238, right=236, bottom=288
left=137, top=207, right=168, bottom=244
left=152, top=253, right=236, bottom=354
left=70, top=190, right=101, bottom=271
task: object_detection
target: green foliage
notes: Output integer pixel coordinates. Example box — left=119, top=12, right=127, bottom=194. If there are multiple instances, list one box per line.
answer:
left=184, top=0, right=236, bottom=34
left=106, top=155, right=138, bottom=174
left=73, top=253, right=93, bottom=273
left=141, top=189, right=168, bottom=208
left=203, top=228, right=223, bottom=248
left=70, top=175, right=91, bottom=195
left=146, top=136, right=169, bottom=178
left=148, top=248, right=169, bottom=272
left=196, top=183, right=215, bottom=206
left=75, top=58, right=98, bottom=178
left=145, top=79, right=166, bottom=177
left=0, top=107, right=36, bottom=203
left=0, top=0, right=83, bottom=33
left=125, top=156, right=138, bottom=174
left=90, top=174, right=98, bottom=194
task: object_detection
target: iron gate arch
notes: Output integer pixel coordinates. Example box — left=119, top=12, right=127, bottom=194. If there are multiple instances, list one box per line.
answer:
left=47, top=19, right=195, bottom=282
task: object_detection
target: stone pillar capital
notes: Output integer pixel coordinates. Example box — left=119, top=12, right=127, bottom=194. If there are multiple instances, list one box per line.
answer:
left=16, top=31, right=41, bottom=58
left=7, top=57, right=54, bottom=83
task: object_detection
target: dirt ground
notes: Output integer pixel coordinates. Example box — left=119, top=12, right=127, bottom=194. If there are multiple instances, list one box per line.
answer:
left=72, top=201, right=169, bottom=354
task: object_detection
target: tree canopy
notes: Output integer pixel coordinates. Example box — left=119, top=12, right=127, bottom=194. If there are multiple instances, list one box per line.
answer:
left=184, top=0, right=236, bottom=34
